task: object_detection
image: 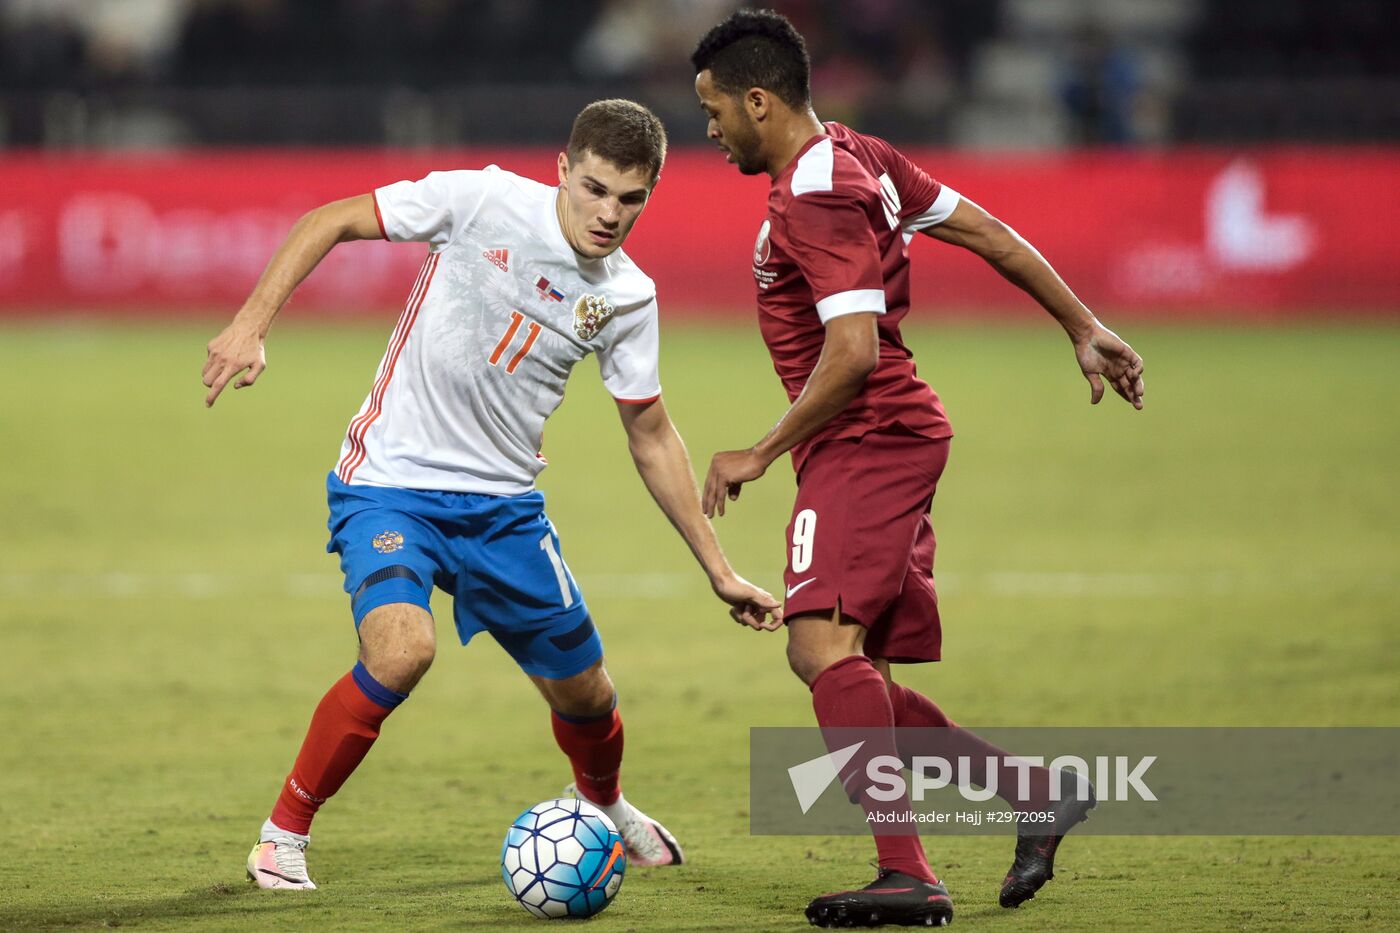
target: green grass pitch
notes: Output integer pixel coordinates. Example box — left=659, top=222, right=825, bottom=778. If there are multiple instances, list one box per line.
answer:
left=1, top=318, right=1397, bottom=930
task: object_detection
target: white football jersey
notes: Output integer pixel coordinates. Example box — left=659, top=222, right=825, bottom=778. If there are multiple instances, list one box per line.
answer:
left=333, top=167, right=661, bottom=495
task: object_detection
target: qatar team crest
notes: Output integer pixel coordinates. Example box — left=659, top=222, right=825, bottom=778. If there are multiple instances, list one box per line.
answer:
left=573, top=294, right=616, bottom=340
left=372, top=531, right=404, bottom=554
left=753, top=219, right=772, bottom=265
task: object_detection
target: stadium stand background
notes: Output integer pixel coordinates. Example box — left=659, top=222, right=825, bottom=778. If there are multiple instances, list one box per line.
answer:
left=1, top=0, right=1395, bottom=317
left=3, top=0, right=1396, bottom=149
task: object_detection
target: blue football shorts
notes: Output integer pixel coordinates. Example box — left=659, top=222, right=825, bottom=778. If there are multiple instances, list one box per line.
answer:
left=325, top=472, right=601, bottom=680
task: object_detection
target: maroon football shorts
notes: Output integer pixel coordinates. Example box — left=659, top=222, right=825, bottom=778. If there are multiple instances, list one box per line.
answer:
left=783, top=430, right=951, bottom=663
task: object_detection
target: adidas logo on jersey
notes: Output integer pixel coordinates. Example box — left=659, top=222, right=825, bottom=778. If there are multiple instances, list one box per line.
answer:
left=483, top=248, right=510, bottom=272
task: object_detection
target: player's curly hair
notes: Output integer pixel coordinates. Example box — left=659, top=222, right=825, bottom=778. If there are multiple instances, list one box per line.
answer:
left=691, top=8, right=811, bottom=109
left=567, top=99, right=668, bottom=184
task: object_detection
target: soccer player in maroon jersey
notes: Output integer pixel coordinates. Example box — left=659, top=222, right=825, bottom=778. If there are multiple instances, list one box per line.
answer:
left=692, top=9, right=1145, bottom=928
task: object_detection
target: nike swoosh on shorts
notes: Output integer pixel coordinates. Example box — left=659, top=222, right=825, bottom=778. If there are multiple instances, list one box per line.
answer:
left=786, top=579, right=817, bottom=598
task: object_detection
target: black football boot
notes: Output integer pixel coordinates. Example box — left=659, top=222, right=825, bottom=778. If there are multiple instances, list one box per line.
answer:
left=999, top=770, right=1097, bottom=908
left=806, top=869, right=953, bottom=927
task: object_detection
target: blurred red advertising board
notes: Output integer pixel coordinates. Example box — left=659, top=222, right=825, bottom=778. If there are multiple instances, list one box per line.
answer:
left=1, top=147, right=1395, bottom=317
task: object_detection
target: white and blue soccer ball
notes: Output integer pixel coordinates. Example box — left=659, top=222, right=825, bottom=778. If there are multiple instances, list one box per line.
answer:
left=501, top=797, right=626, bottom=919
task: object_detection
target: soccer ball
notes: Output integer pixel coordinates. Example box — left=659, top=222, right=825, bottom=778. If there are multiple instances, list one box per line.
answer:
left=501, top=797, right=626, bottom=919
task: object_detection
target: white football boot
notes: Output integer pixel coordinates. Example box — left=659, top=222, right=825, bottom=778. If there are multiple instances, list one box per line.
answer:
left=565, top=783, right=685, bottom=867
left=246, top=820, right=317, bottom=890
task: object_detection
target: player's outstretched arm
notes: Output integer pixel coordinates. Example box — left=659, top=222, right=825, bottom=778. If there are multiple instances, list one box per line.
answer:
left=923, top=197, right=1145, bottom=409
left=617, top=397, right=783, bottom=631
left=702, top=311, right=878, bottom=517
left=203, top=194, right=383, bottom=407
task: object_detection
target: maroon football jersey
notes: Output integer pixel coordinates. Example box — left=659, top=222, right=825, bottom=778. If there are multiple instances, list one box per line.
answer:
left=753, top=122, right=960, bottom=472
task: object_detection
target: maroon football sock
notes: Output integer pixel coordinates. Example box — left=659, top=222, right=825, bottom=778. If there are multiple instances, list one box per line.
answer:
left=552, top=706, right=624, bottom=807
left=888, top=682, right=1050, bottom=811
left=811, top=656, right=938, bottom=884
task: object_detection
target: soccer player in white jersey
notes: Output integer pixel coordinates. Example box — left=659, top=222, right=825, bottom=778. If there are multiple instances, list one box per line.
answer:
left=203, top=100, right=782, bottom=890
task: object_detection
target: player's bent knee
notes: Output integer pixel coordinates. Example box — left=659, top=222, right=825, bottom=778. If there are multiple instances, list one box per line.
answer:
left=786, top=641, right=827, bottom=686
left=361, top=639, right=435, bottom=694
left=786, top=612, right=865, bottom=686
left=358, top=603, right=437, bottom=693
left=535, top=661, right=615, bottom=719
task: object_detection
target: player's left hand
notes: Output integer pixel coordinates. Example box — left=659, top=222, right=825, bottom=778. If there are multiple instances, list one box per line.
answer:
left=712, top=572, right=784, bottom=631
left=1075, top=322, right=1145, bottom=410
left=703, top=448, right=768, bottom=517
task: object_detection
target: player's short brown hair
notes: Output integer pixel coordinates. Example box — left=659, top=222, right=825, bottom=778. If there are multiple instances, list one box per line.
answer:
left=566, top=99, right=668, bottom=185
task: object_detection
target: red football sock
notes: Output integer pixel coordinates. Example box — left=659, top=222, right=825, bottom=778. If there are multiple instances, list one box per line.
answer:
left=888, top=682, right=1050, bottom=811
left=811, top=656, right=937, bottom=884
left=552, top=706, right=624, bottom=807
left=269, top=669, right=400, bottom=835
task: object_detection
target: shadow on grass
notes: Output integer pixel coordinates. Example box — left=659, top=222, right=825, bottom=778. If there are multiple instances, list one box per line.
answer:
left=0, top=878, right=537, bottom=930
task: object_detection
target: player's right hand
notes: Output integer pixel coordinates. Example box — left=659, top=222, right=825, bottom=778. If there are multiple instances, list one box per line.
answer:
left=203, top=321, right=267, bottom=407
left=703, top=448, right=768, bottom=517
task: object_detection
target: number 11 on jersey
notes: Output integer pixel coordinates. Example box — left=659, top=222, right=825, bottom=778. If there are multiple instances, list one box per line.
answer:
left=490, top=311, right=542, bottom=374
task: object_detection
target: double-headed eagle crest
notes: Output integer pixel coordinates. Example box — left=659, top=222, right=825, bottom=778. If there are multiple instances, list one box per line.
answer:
left=573, top=294, right=616, bottom=341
